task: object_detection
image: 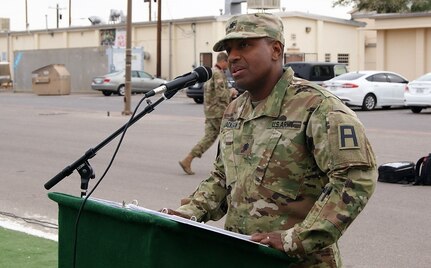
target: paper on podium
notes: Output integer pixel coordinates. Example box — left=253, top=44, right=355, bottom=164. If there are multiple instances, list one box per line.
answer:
left=89, top=197, right=263, bottom=246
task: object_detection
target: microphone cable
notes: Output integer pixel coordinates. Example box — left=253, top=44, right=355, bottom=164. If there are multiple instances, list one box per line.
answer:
left=71, top=95, right=148, bottom=268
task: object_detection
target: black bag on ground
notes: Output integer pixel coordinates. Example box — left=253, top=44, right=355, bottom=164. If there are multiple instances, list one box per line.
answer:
left=378, top=161, right=416, bottom=184
left=413, top=153, right=431, bottom=186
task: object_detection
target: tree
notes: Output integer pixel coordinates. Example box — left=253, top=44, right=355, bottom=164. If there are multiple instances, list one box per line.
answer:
left=411, top=0, right=431, bottom=11
left=332, top=0, right=431, bottom=13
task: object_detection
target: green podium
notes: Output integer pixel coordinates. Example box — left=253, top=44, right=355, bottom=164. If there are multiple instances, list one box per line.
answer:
left=49, top=192, right=296, bottom=268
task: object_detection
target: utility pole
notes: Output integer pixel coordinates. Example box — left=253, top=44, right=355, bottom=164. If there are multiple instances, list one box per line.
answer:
left=123, top=0, right=132, bottom=115
left=25, top=0, right=29, bottom=30
left=56, top=4, right=60, bottom=28
left=144, top=0, right=152, bottom=21
left=156, top=0, right=161, bottom=78
left=49, top=4, right=66, bottom=28
left=69, top=0, right=71, bottom=27
left=149, top=0, right=152, bottom=21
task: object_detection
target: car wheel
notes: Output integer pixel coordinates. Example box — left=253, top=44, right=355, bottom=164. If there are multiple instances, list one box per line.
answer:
left=193, top=97, right=203, bottom=104
left=102, top=91, right=112, bottom=96
left=117, top=85, right=125, bottom=96
left=411, top=106, right=423, bottom=113
left=362, top=94, right=376, bottom=111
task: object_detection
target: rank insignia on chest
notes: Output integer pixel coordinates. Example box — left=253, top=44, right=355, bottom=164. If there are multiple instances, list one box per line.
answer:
left=338, top=124, right=360, bottom=149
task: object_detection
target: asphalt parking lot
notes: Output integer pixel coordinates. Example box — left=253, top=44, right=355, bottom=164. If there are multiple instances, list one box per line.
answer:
left=0, top=91, right=430, bottom=267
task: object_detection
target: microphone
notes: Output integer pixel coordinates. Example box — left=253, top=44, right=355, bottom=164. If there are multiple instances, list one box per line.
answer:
left=144, top=66, right=212, bottom=98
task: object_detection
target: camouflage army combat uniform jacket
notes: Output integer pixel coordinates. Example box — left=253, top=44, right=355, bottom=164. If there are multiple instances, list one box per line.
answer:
left=203, top=65, right=232, bottom=119
left=177, top=68, right=377, bottom=267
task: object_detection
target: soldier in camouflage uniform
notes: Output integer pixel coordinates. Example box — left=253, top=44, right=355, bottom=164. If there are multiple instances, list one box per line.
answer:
left=179, top=52, right=237, bottom=175
left=168, top=13, right=377, bottom=267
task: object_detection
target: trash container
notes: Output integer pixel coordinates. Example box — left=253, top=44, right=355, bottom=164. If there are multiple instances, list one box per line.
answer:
left=0, top=62, right=12, bottom=88
left=32, top=64, right=71, bottom=95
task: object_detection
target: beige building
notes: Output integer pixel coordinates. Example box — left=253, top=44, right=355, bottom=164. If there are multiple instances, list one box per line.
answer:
left=0, top=10, right=430, bottom=92
left=354, top=11, right=431, bottom=81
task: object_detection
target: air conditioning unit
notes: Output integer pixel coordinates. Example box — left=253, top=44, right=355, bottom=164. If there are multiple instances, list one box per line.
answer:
left=247, top=0, right=280, bottom=9
left=0, top=18, right=10, bottom=32
left=88, top=16, right=103, bottom=25
left=109, top=9, right=123, bottom=23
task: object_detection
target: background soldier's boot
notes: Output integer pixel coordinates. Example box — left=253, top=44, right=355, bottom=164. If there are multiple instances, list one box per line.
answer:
left=179, top=154, right=195, bottom=175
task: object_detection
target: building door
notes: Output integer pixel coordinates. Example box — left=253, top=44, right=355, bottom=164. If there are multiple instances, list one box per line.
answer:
left=200, top=53, right=212, bottom=68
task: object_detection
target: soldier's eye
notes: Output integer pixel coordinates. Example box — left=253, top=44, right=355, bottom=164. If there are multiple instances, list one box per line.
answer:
left=239, top=41, right=249, bottom=48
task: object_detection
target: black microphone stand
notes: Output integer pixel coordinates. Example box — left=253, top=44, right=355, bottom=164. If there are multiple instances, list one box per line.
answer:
left=44, top=89, right=179, bottom=196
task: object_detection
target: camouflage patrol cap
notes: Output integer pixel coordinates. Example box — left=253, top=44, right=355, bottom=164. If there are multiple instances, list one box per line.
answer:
left=213, top=13, right=285, bottom=52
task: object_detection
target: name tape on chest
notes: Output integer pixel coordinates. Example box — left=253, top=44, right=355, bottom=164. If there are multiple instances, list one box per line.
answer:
left=224, top=120, right=240, bottom=129
left=270, top=120, right=302, bottom=129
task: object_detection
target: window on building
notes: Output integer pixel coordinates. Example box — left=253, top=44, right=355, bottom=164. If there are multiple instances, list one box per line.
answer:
left=337, top=53, right=349, bottom=65
left=284, top=53, right=304, bottom=63
left=325, top=53, right=331, bottom=62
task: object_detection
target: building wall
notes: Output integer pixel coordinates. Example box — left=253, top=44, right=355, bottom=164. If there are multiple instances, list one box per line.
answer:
left=366, top=13, right=431, bottom=80
left=12, top=34, right=37, bottom=51
left=0, top=35, right=7, bottom=61
left=13, top=47, right=109, bottom=92
left=281, top=15, right=363, bottom=70
left=317, top=21, right=361, bottom=70
left=427, top=28, right=431, bottom=72
left=386, top=29, right=416, bottom=79
left=132, top=24, right=159, bottom=76
left=364, top=45, right=376, bottom=70
left=67, top=30, right=100, bottom=48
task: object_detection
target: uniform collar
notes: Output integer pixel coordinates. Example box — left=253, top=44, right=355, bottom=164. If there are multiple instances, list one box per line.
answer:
left=236, top=68, right=294, bottom=120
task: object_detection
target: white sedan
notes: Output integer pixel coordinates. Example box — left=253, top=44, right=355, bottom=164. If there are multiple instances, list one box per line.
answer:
left=404, top=72, right=431, bottom=113
left=322, top=71, right=409, bottom=111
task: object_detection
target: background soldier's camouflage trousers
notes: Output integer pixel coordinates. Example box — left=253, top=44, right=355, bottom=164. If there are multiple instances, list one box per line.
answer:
left=191, top=117, right=222, bottom=158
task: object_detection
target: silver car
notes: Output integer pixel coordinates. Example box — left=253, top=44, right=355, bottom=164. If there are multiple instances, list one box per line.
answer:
left=91, top=70, right=167, bottom=96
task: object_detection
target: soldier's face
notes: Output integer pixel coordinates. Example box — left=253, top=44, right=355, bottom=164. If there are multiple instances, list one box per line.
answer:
left=225, top=38, right=278, bottom=97
left=220, top=59, right=229, bottom=71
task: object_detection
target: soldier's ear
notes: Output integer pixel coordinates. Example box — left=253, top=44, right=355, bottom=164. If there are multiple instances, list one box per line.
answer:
left=271, top=41, right=283, bottom=61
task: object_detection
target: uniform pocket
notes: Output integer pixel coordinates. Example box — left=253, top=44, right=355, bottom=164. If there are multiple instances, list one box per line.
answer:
left=302, top=186, right=331, bottom=228
left=219, top=129, right=237, bottom=187
left=253, top=130, right=305, bottom=200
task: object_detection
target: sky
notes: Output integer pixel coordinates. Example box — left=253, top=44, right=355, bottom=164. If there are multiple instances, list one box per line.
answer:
left=0, top=0, right=354, bottom=32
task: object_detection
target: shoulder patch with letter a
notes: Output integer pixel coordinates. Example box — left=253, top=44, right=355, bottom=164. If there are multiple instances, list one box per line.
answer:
left=338, top=124, right=359, bottom=149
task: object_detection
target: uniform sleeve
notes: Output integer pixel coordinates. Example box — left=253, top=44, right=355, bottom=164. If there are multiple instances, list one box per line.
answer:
left=175, top=149, right=229, bottom=222
left=204, top=70, right=231, bottom=117
left=281, top=97, right=377, bottom=257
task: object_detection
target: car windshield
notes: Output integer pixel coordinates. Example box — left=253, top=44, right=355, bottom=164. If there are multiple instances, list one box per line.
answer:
left=331, top=72, right=365, bottom=81
left=416, top=73, right=431, bottom=82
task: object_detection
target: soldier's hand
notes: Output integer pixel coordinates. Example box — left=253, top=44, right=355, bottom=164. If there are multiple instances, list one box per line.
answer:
left=230, top=88, right=238, bottom=98
left=159, top=208, right=190, bottom=219
left=250, top=232, right=284, bottom=251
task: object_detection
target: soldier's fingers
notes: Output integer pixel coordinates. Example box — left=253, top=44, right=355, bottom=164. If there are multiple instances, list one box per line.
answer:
left=250, top=233, right=270, bottom=243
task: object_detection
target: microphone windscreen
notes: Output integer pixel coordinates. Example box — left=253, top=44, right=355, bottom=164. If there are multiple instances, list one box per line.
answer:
left=195, top=66, right=212, bottom=83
